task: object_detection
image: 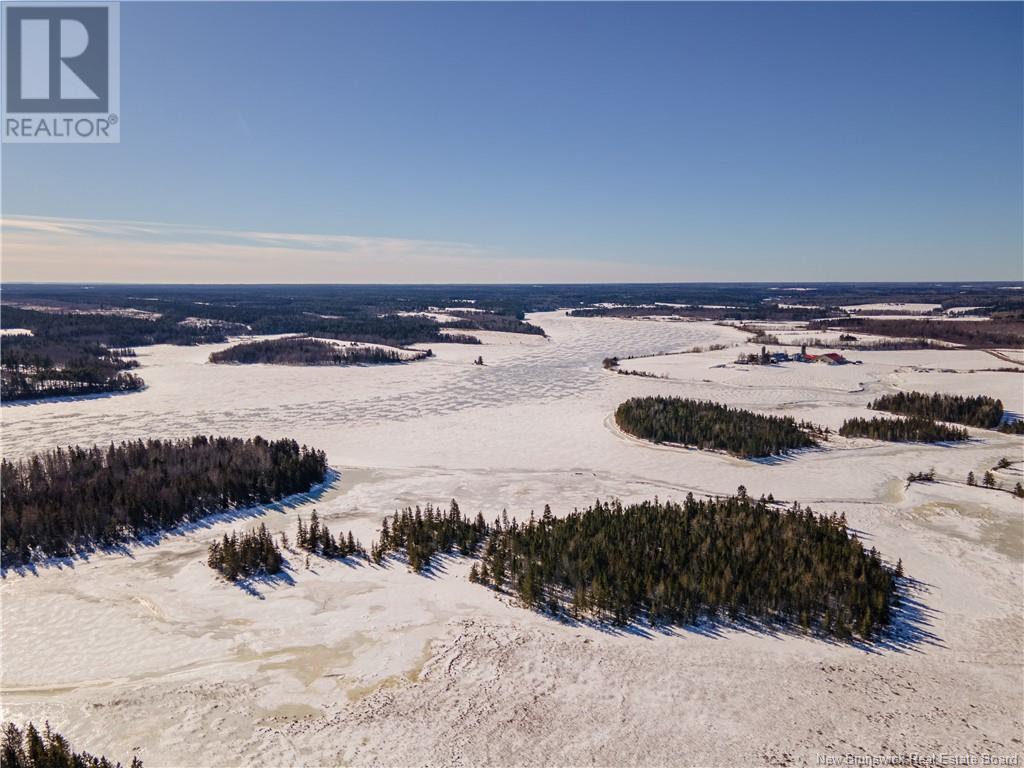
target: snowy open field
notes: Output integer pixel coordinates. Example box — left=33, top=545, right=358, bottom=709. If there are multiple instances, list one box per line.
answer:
left=1, top=311, right=1022, bottom=767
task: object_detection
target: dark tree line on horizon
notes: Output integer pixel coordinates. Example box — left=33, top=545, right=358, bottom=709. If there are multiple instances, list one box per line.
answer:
left=615, top=396, right=821, bottom=458
left=0, top=306, right=229, bottom=348
left=248, top=314, right=482, bottom=347
left=2, top=721, right=142, bottom=768
left=0, top=305, right=228, bottom=404
left=567, top=304, right=840, bottom=322
left=838, top=415, right=969, bottom=443
left=1, top=436, right=328, bottom=566
left=209, top=336, right=430, bottom=366
left=869, top=390, right=1004, bottom=429
left=364, top=495, right=899, bottom=641
left=443, top=311, right=546, bottom=336
left=5, top=281, right=1021, bottom=324
left=808, top=317, right=1024, bottom=349
left=0, top=303, right=485, bottom=404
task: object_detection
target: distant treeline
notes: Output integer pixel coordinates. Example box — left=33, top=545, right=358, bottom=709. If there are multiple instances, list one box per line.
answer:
left=838, top=416, right=969, bottom=443
left=568, top=305, right=839, bottom=322
left=0, top=305, right=227, bottom=404
left=2, top=721, right=142, bottom=768
left=369, top=495, right=899, bottom=641
left=5, top=281, right=1020, bottom=323
left=615, top=396, right=820, bottom=458
left=808, top=317, right=1024, bottom=349
left=869, top=391, right=1003, bottom=429
left=1, top=306, right=228, bottom=347
left=254, top=314, right=482, bottom=347
left=443, top=311, right=545, bottom=336
left=1, top=436, right=328, bottom=566
left=209, top=337, right=430, bottom=366
left=0, top=301, right=484, bottom=403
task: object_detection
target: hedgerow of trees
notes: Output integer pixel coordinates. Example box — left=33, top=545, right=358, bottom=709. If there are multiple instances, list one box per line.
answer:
left=366, top=495, right=899, bottom=641
left=869, top=391, right=1003, bottom=429
left=614, top=396, right=820, bottom=458
left=838, top=416, right=969, bottom=443
left=1, top=436, right=328, bottom=566
left=1, top=721, right=142, bottom=768
left=997, top=420, right=1024, bottom=434
left=209, top=337, right=429, bottom=366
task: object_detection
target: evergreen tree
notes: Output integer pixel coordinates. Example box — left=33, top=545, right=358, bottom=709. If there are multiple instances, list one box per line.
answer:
left=207, top=523, right=282, bottom=581
left=615, top=397, right=819, bottom=458
left=0, top=720, right=142, bottom=768
left=364, top=495, right=899, bottom=643
left=1, top=436, right=328, bottom=566
left=839, top=416, right=968, bottom=443
left=868, top=390, right=1003, bottom=429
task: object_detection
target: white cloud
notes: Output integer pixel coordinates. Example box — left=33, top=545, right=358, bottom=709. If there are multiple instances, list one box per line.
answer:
left=1, top=214, right=685, bottom=283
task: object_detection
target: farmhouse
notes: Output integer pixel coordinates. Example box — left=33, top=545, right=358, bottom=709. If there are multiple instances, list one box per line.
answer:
left=793, top=345, right=853, bottom=365
left=817, top=352, right=849, bottom=365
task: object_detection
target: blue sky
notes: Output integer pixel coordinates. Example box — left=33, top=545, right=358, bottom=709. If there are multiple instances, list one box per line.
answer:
left=2, top=1, right=1021, bottom=282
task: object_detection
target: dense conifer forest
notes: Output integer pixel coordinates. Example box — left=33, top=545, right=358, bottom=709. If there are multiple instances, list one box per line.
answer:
left=365, top=495, right=899, bottom=641
left=997, top=420, right=1024, bottom=434
left=615, top=396, right=820, bottom=458
left=1, top=722, right=141, bottom=768
left=0, top=306, right=229, bottom=347
left=209, top=337, right=430, bottom=366
left=0, top=305, right=226, bottom=402
left=1, top=436, right=328, bottom=566
left=207, top=523, right=283, bottom=581
left=369, top=501, right=487, bottom=570
left=838, top=416, right=969, bottom=442
left=1, top=343, right=144, bottom=401
left=868, top=391, right=1004, bottom=429
left=442, top=311, right=546, bottom=336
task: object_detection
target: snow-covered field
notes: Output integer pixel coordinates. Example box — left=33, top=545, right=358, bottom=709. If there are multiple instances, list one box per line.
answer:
left=1, top=312, right=1022, bottom=767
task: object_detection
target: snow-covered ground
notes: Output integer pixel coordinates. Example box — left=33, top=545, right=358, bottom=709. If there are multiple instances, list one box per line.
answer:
left=1, top=312, right=1021, bottom=767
